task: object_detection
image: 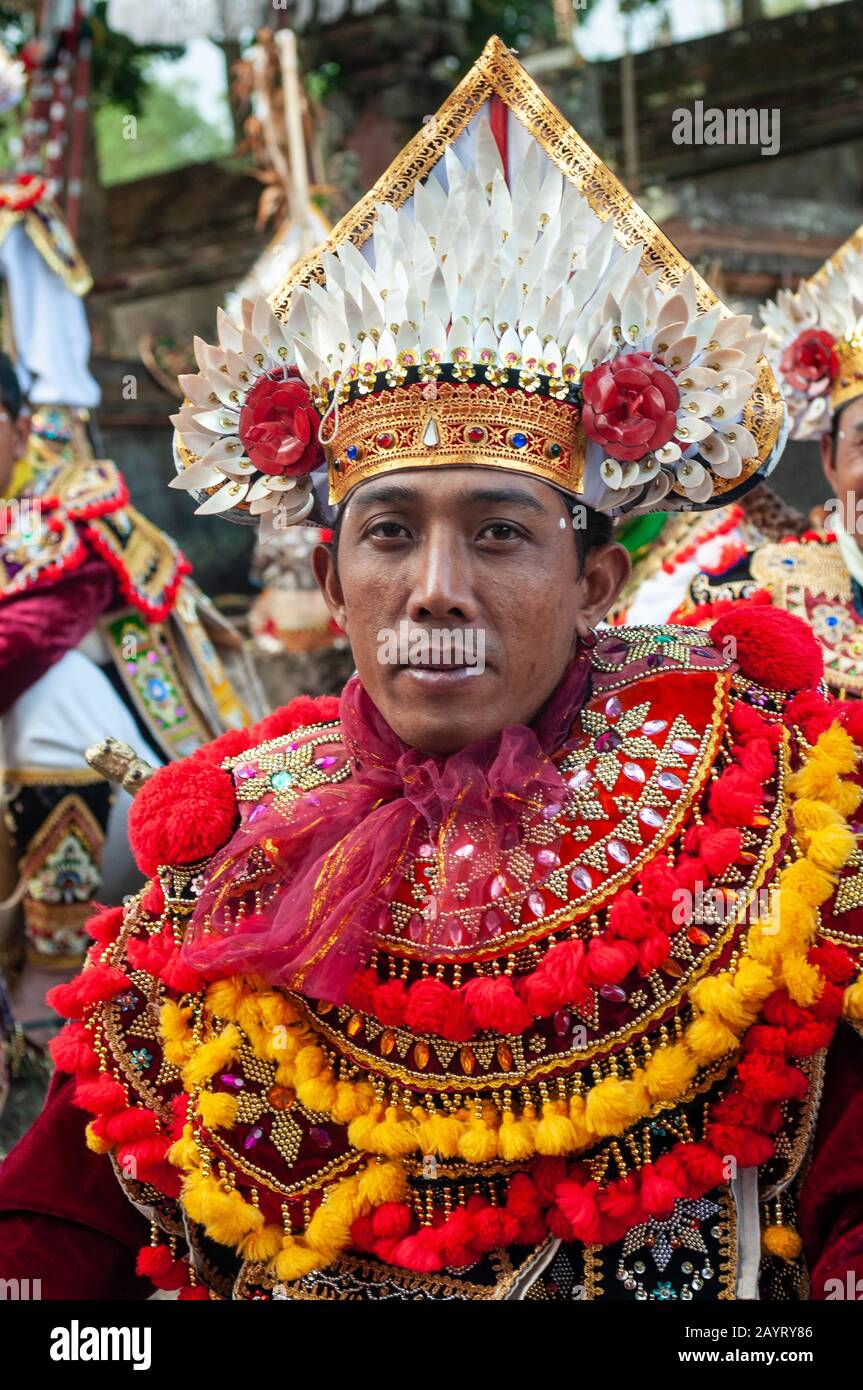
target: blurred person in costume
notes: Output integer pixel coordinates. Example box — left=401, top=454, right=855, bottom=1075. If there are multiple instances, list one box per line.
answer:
left=0, top=178, right=263, bottom=1039
left=675, top=226, right=863, bottom=703
left=2, top=41, right=863, bottom=1303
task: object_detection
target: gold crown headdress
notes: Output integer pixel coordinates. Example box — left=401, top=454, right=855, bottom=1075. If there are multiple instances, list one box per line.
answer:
left=171, top=37, right=785, bottom=540
left=761, top=224, right=863, bottom=441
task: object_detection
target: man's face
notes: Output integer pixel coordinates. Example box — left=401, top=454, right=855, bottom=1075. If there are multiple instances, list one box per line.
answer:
left=0, top=405, right=29, bottom=498
left=312, top=467, right=631, bottom=754
left=821, top=394, right=863, bottom=548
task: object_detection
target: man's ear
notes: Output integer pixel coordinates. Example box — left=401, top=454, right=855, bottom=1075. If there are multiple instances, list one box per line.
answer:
left=311, top=542, right=347, bottom=631
left=820, top=431, right=838, bottom=495
left=12, top=414, right=29, bottom=461
left=576, top=541, right=632, bottom=630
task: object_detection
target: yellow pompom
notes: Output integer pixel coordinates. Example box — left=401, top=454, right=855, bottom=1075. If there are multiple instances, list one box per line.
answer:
left=205, top=977, right=248, bottom=1020
left=159, top=1000, right=195, bottom=1066
left=498, top=1107, right=537, bottom=1160
left=685, top=1013, right=739, bottom=1062
left=196, top=1091, right=238, bottom=1130
left=274, top=1241, right=322, bottom=1282
left=792, top=798, right=842, bottom=833
left=584, top=1078, right=646, bottom=1138
left=182, top=1023, right=242, bottom=1089
left=167, top=1126, right=199, bottom=1171
left=369, top=1105, right=418, bottom=1157
left=644, top=1044, right=697, bottom=1102
left=305, top=1203, right=354, bottom=1261
left=534, top=1100, right=577, bottom=1156
left=832, top=780, right=862, bottom=817
left=772, top=859, right=835, bottom=908
left=331, top=1079, right=374, bottom=1124
left=813, top=723, right=858, bottom=774
left=567, top=1095, right=593, bottom=1148
left=347, top=1106, right=384, bottom=1151
left=788, top=762, right=841, bottom=802
left=458, top=1110, right=499, bottom=1163
left=771, top=891, right=817, bottom=944
left=358, top=1160, right=410, bottom=1206
left=806, top=824, right=856, bottom=873
left=293, top=1045, right=327, bottom=1084
left=85, top=1121, right=112, bottom=1154
left=181, top=1170, right=263, bottom=1247
left=843, top=974, right=863, bottom=1020
left=689, top=974, right=755, bottom=1030
left=414, top=1108, right=464, bottom=1158
left=762, top=1224, right=803, bottom=1262
left=732, top=955, right=775, bottom=1007
left=297, top=1074, right=338, bottom=1113
left=782, top=955, right=823, bottom=1007
left=240, top=1225, right=285, bottom=1263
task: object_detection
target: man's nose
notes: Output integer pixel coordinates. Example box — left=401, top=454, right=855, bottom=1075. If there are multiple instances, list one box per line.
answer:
left=405, top=531, right=478, bottom=623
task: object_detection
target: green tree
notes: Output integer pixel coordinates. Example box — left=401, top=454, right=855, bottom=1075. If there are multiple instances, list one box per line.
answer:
left=95, top=81, right=233, bottom=186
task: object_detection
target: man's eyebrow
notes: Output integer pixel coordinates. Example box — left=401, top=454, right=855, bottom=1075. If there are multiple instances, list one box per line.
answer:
left=348, top=483, right=423, bottom=511
left=347, top=481, right=551, bottom=516
left=454, top=486, right=549, bottom=515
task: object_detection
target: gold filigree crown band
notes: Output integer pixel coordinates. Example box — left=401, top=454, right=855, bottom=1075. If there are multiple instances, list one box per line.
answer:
left=831, top=335, right=863, bottom=414
left=325, top=380, right=586, bottom=505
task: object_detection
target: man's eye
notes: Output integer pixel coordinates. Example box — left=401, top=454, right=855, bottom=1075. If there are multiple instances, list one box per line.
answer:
left=479, top=522, right=521, bottom=542
left=368, top=521, right=410, bottom=539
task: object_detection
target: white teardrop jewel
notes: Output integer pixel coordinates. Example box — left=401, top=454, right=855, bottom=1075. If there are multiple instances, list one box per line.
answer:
left=422, top=415, right=441, bottom=447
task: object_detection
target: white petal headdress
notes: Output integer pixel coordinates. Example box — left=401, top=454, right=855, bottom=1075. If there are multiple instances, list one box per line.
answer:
left=173, top=37, right=785, bottom=536
left=760, top=224, right=863, bottom=441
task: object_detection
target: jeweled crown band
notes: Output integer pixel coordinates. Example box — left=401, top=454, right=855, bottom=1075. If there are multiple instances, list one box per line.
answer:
left=830, top=335, right=863, bottom=414
left=325, top=380, right=586, bottom=505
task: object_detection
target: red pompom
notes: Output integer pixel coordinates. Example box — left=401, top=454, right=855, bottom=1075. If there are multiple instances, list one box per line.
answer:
left=518, top=939, right=589, bottom=1017
left=470, top=1205, right=519, bottom=1252
left=345, top=969, right=378, bottom=1014
left=462, top=974, right=532, bottom=1034
left=555, top=1180, right=602, bottom=1242
left=371, top=1202, right=412, bottom=1239
left=404, top=976, right=472, bottom=1041
left=49, top=1021, right=98, bottom=1075
left=100, top=1106, right=159, bottom=1143
left=584, top=937, right=638, bottom=985
left=698, top=828, right=742, bottom=877
left=128, top=758, right=239, bottom=876
left=141, top=880, right=165, bottom=916
left=373, top=978, right=408, bottom=1027
left=708, top=767, right=761, bottom=827
left=710, top=607, right=823, bottom=692
left=86, top=904, right=125, bottom=947
left=809, top=941, right=856, bottom=985
left=706, top=1123, right=774, bottom=1168
left=136, top=1245, right=174, bottom=1279
left=177, top=1284, right=210, bottom=1300
left=73, top=1074, right=127, bottom=1115
left=639, top=1165, right=682, bottom=1218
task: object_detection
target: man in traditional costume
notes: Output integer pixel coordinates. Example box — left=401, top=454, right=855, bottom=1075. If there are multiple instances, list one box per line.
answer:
left=1, top=40, right=862, bottom=1302
left=667, top=227, right=863, bottom=695
left=0, top=179, right=262, bottom=1029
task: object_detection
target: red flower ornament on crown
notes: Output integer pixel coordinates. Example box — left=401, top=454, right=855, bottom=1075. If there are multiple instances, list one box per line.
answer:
left=582, top=354, right=680, bottom=462
left=238, top=369, right=323, bottom=479
left=780, top=328, right=839, bottom=397
left=169, top=297, right=321, bottom=540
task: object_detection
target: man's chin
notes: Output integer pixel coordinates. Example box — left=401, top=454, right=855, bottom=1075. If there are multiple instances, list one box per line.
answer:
left=384, top=666, right=498, bottom=753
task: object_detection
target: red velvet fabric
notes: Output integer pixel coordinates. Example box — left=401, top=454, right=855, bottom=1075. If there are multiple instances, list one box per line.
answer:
left=0, top=550, right=118, bottom=714
left=0, top=1070, right=151, bottom=1299
left=0, top=1029, right=860, bottom=1299
left=799, top=1023, right=863, bottom=1299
